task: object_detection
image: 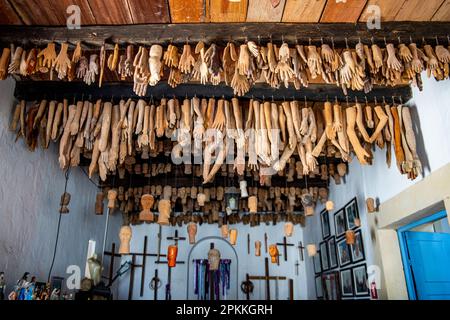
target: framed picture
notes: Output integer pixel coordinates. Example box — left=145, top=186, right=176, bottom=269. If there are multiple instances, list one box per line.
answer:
left=345, top=198, right=360, bottom=230
left=320, top=210, right=331, bottom=239
left=352, top=264, right=370, bottom=296
left=340, top=268, right=354, bottom=297
left=350, top=230, right=365, bottom=263
left=321, top=271, right=340, bottom=300
left=320, top=241, right=329, bottom=271
left=327, top=237, right=338, bottom=269
left=315, top=275, right=324, bottom=299
left=313, top=253, right=322, bottom=275
left=337, top=237, right=352, bottom=267
left=334, top=209, right=346, bottom=238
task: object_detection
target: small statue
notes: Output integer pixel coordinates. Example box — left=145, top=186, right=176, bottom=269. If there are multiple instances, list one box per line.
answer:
left=284, top=222, right=294, bottom=237
left=157, top=199, right=171, bottom=225
left=269, top=245, right=279, bottom=264
left=255, top=241, right=261, bottom=257
left=119, top=225, right=132, bottom=255
left=95, top=192, right=104, bottom=215
left=139, top=194, right=154, bottom=222
left=229, top=229, right=238, bottom=245
left=87, top=254, right=103, bottom=286
left=187, top=222, right=197, bottom=244
left=59, top=192, right=71, bottom=214
left=107, top=189, right=118, bottom=209
left=208, top=246, right=221, bottom=271
left=167, top=245, right=178, bottom=267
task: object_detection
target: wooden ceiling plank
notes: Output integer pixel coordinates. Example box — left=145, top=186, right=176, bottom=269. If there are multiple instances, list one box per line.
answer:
left=126, top=0, right=170, bottom=24
left=9, top=0, right=65, bottom=25
left=209, top=0, right=248, bottom=22
left=49, top=0, right=97, bottom=25
left=320, top=0, right=368, bottom=23
left=432, top=0, right=450, bottom=21
left=359, top=0, right=405, bottom=22
left=281, top=0, right=327, bottom=23
left=0, top=0, right=23, bottom=24
left=246, top=0, right=286, bottom=22
left=87, top=0, right=132, bottom=24
left=395, top=0, right=445, bottom=21
left=169, top=0, right=207, bottom=23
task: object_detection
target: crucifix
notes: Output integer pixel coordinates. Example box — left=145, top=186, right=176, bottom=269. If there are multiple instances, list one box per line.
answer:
left=297, top=241, right=305, bottom=261
left=155, top=229, right=186, bottom=300
left=295, top=260, right=299, bottom=276
left=248, top=257, right=290, bottom=300
left=247, top=234, right=250, bottom=254
left=276, top=236, right=294, bottom=262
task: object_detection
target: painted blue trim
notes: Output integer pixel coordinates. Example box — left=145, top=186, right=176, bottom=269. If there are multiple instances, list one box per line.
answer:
left=397, top=209, right=448, bottom=300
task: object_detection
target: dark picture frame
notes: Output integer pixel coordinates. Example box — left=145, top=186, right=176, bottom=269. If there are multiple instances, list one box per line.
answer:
left=334, top=209, right=346, bottom=238
left=337, top=237, right=352, bottom=267
left=340, top=267, right=354, bottom=298
left=320, top=241, right=329, bottom=271
left=321, top=271, right=340, bottom=300
left=313, top=253, right=322, bottom=275
left=315, top=275, right=324, bottom=299
left=350, top=230, right=365, bottom=263
left=345, top=198, right=360, bottom=230
left=327, top=237, right=338, bottom=269
left=320, top=209, right=331, bottom=239
left=352, top=264, right=370, bottom=297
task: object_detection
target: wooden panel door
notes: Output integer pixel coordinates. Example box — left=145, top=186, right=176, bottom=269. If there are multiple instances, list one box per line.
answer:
left=127, top=0, right=170, bottom=23
left=0, top=0, right=23, bottom=24
left=394, top=0, right=445, bottom=21
left=320, top=0, right=368, bottom=23
left=209, top=0, right=248, bottom=22
left=359, top=0, right=405, bottom=22
left=432, top=0, right=450, bottom=21
left=246, top=0, right=286, bottom=22
left=282, top=0, right=327, bottom=23
left=169, top=0, right=208, bottom=23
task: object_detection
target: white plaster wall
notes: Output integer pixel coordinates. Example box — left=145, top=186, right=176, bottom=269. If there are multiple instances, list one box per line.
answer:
left=0, top=78, right=121, bottom=297
left=117, top=222, right=308, bottom=300
left=304, top=75, right=450, bottom=299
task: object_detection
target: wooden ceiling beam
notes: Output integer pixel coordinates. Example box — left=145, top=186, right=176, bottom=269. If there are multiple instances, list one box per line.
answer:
left=13, top=81, right=413, bottom=103
left=2, top=22, right=449, bottom=48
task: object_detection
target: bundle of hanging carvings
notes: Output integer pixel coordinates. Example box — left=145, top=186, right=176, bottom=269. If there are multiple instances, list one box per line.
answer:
left=10, top=95, right=422, bottom=183
left=1, top=38, right=450, bottom=95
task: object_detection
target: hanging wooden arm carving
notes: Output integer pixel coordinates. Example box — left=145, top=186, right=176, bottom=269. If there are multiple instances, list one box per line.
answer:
left=282, top=101, right=296, bottom=150
left=402, top=107, right=422, bottom=178
left=355, top=103, right=371, bottom=142
left=368, top=106, right=388, bottom=144
left=45, top=101, right=56, bottom=148
left=98, top=102, right=112, bottom=153
left=148, top=104, right=156, bottom=151
left=324, top=101, right=335, bottom=140
left=290, top=100, right=302, bottom=141
left=390, top=106, right=405, bottom=172
left=346, top=106, right=370, bottom=165
left=51, top=102, right=63, bottom=141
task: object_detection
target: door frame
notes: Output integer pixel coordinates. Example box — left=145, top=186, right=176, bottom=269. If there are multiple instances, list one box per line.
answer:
left=397, top=210, right=448, bottom=300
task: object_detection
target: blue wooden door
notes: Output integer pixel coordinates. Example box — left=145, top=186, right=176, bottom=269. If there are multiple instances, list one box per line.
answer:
left=405, top=231, right=450, bottom=300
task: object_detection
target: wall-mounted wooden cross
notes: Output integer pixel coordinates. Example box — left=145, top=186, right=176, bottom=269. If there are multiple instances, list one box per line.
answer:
left=295, top=260, right=300, bottom=276
left=167, top=229, right=186, bottom=246
left=297, top=241, right=305, bottom=261
left=248, top=257, right=290, bottom=300
left=276, top=236, right=294, bottom=262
